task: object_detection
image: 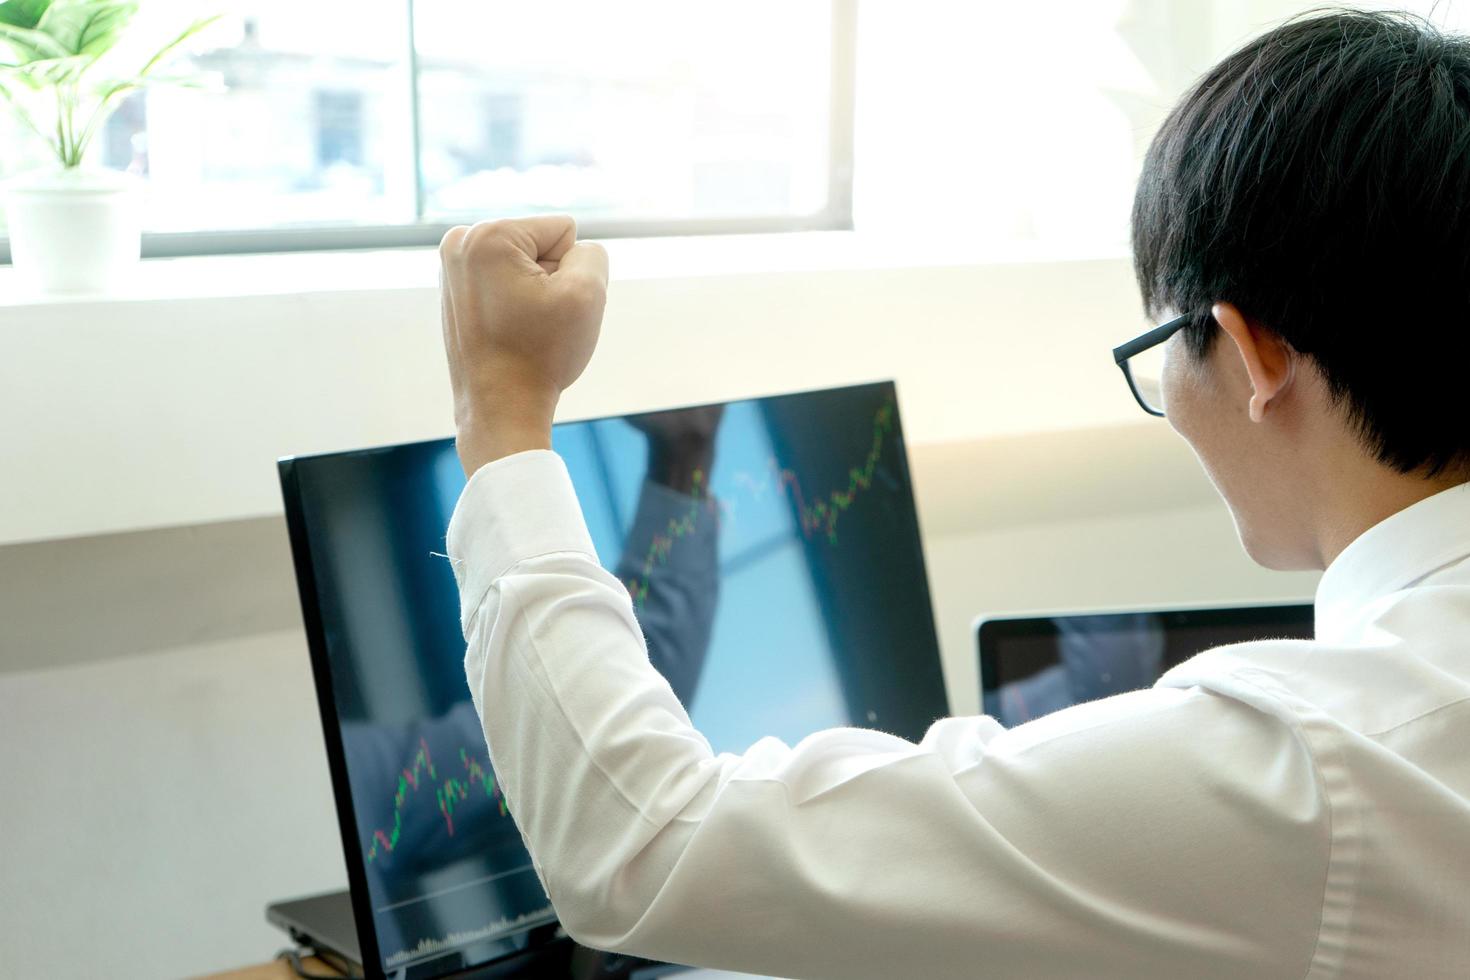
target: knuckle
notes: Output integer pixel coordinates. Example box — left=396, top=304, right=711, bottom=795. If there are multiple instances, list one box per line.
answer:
left=464, top=221, right=516, bottom=260
left=438, top=225, right=469, bottom=256
left=562, top=275, right=606, bottom=309
left=473, top=218, right=516, bottom=242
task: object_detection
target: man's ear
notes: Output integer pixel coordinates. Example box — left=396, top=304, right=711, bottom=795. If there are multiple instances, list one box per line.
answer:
left=1212, top=301, right=1295, bottom=422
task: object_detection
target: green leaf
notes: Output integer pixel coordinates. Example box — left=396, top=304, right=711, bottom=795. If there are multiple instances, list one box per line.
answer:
left=73, top=1, right=133, bottom=57
left=0, top=20, right=70, bottom=61
left=91, top=74, right=133, bottom=99
left=10, top=51, right=87, bottom=85
left=138, top=12, right=219, bottom=77
left=1, top=1, right=219, bottom=162
left=36, top=0, right=136, bottom=58
left=0, top=0, right=50, bottom=31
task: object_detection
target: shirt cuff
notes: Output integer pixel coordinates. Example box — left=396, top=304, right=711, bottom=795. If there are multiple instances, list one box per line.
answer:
left=446, top=449, right=599, bottom=632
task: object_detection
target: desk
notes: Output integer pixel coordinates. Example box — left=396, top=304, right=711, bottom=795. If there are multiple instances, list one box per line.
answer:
left=204, top=960, right=769, bottom=980
left=201, top=956, right=343, bottom=979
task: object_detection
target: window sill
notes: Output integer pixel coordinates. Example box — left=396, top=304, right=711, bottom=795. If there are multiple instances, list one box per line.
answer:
left=0, top=230, right=1130, bottom=308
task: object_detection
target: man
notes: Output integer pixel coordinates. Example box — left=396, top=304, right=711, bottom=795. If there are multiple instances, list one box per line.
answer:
left=437, top=10, right=1470, bottom=979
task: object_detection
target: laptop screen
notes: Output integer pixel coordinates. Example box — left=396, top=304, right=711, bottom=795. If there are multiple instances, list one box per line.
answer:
left=976, top=605, right=1314, bottom=728
left=280, top=381, right=948, bottom=977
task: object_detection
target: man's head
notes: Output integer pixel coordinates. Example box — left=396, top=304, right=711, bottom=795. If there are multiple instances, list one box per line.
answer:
left=1132, top=8, right=1470, bottom=570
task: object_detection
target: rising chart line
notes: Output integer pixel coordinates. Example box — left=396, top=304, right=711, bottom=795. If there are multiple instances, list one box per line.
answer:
left=738, top=401, right=895, bottom=545
left=624, top=468, right=715, bottom=608
left=623, top=400, right=896, bottom=607
left=366, top=738, right=509, bottom=863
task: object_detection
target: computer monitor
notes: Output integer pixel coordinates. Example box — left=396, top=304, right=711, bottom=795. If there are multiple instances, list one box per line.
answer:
left=279, top=380, right=948, bottom=979
left=974, top=602, right=1315, bottom=728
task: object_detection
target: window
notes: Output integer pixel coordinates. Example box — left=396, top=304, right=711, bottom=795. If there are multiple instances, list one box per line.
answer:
left=13, top=0, right=1467, bottom=265
left=314, top=91, right=368, bottom=170
left=0, top=0, right=856, bottom=259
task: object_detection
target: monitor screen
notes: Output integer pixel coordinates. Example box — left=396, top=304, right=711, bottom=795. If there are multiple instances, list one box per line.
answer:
left=280, top=381, right=948, bottom=978
left=976, top=605, right=1314, bottom=728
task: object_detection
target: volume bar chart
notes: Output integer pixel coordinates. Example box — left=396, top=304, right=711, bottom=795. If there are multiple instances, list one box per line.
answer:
left=382, top=904, right=557, bottom=969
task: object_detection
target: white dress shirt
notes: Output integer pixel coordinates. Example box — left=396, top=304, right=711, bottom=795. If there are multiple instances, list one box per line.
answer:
left=447, top=451, right=1470, bottom=979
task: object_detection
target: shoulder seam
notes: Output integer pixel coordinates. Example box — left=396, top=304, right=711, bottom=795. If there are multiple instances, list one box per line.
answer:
left=1226, top=669, right=1350, bottom=980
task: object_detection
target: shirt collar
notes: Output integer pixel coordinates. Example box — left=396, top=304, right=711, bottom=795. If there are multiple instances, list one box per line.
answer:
left=1315, top=481, right=1470, bottom=642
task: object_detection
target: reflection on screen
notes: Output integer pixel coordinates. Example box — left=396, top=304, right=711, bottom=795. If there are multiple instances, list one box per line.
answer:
left=284, top=382, right=947, bottom=976
left=981, top=608, right=1314, bottom=727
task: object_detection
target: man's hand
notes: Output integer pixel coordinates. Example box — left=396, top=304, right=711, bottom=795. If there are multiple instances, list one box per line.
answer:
left=438, top=215, right=609, bottom=476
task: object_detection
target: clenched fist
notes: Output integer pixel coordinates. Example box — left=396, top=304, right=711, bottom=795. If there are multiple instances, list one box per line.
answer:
left=438, top=215, right=609, bottom=475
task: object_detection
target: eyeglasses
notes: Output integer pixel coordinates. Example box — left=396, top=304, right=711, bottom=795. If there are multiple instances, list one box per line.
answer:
left=1112, top=312, right=1194, bottom=417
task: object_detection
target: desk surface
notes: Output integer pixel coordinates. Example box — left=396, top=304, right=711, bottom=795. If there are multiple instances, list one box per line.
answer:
left=201, top=956, right=343, bottom=979
left=205, top=960, right=768, bottom=980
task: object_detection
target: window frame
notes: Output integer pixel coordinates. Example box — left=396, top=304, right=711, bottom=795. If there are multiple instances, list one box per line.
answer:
left=0, top=0, right=856, bottom=264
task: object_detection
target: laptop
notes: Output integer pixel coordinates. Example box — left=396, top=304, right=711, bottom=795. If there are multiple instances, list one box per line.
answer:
left=276, top=381, right=949, bottom=978
left=266, top=890, right=362, bottom=969
left=974, top=601, right=1315, bottom=727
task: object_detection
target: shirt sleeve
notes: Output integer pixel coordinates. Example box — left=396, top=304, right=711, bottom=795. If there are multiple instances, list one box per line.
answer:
left=447, top=450, right=1331, bottom=980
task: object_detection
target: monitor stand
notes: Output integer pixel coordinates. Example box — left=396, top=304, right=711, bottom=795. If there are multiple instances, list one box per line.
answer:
left=266, top=889, right=361, bottom=968
left=265, top=889, right=693, bottom=979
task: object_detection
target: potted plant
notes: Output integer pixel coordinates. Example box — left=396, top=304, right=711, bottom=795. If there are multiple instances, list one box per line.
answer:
left=0, top=0, right=217, bottom=294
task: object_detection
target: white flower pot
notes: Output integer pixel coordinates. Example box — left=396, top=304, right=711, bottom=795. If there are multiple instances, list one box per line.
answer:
left=4, top=168, right=144, bottom=296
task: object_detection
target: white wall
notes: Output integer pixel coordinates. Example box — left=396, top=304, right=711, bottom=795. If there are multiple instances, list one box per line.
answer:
left=0, top=633, right=344, bottom=979
left=0, top=243, right=1167, bottom=546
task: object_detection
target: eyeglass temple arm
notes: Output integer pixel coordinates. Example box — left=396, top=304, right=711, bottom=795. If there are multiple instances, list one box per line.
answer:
left=1111, top=313, right=1194, bottom=364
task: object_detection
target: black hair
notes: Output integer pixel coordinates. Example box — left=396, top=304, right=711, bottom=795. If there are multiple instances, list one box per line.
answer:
left=1132, top=8, right=1470, bottom=477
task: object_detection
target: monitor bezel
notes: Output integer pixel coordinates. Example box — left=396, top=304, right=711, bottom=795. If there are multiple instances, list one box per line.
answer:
left=279, top=456, right=392, bottom=975
left=278, top=378, right=943, bottom=977
left=281, top=454, right=570, bottom=978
